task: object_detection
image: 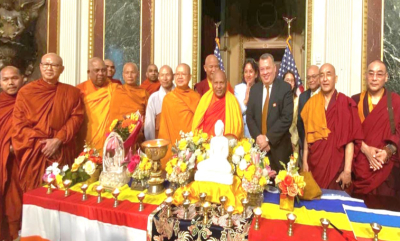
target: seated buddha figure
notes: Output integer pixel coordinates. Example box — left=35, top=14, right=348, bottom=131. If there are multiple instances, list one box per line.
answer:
left=195, top=120, right=233, bottom=185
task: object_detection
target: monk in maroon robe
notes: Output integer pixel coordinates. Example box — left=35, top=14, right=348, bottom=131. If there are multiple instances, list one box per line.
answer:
left=0, top=66, right=24, bottom=241
left=301, top=63, right=363, bottom=190
left=352, top=60, right=400, bottom=197
left=12, top=53, right=84, bottom=192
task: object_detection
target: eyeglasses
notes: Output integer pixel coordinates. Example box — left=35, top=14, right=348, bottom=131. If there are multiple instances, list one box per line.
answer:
left=41, top=63, right=61, bottom=69
left=368, top=72, right=386, bottom=78
left=306, top=74, right=319, bottom=80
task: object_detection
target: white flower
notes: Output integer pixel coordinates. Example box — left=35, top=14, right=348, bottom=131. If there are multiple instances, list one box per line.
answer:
left=239, top=159, right=248, bottom=170
left=188, top=155, right=196, bottom=170
left=232, top=154, right=241, bottom=164
left=194, top=149, right=202, bottom=156
left=62, top=165, right=69, bottom=172
left=75, top=155, right=86, bottom=165
left=46, top=165, right=53, bottom=174
left=83, top=161, right=96, bottom=175
left=262, top=168, right=269, bottom=177
left=235, top=146, right=245, bottom=157
left=228, top=139, right=238, bottom=148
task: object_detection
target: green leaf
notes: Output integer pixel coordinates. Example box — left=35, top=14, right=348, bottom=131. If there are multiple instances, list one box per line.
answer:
left=279, top=161, right=286, bottom=169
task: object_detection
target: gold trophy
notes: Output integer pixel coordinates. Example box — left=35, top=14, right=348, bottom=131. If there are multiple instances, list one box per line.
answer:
left=370, top=223, right=382, bottom=241
left=141, top=139, right=170, bottom=195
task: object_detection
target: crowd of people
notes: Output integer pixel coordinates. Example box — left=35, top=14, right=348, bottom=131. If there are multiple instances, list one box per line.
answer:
left=0, top=51, right=399, bottom=240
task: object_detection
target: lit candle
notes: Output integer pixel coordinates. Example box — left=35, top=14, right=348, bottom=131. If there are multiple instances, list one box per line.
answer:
left=64, top=180, right=72, bottom=186
left=81, top=184, right=88, bottom=190
left=254, top=207, right=262, bottom=215
left=166, top=197, right=173, bottom=203
left=113, top=188, right=120, bottom=195
left=288, top=213, right=295, bottom=221
left=227, top=206, right=234, bottom=212
left=165, top=188, right=173, bottom=197
left=203, top=201, right=210, bottom=208
left=96, top=185, right=103, bottom=192
left=138, top=192, right=145, bottom=198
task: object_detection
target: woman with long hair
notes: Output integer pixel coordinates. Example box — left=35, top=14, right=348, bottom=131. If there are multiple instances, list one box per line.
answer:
left=283, top=70, right=299, bottom=153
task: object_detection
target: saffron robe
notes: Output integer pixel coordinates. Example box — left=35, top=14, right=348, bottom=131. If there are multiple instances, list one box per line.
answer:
left=77, top=79, right=118, bottom=154
left=194, top=78, right=234, bottom=96
left=158, top=88, right=200, bottom=168
left=192, top=89, right=243, bottom=138
left=0, top=93, right=22, bottom=240
left=12, top=79, right=84, bottom=192
left=301, top=91, right=363, bottom=189
left=140, top=78, right=161, bottom=96
left=352, top=91, right=400, bottom=196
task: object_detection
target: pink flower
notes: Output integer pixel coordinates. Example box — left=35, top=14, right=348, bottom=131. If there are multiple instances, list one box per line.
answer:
left=127, top=154, right=141, bottom=173
left=252, top=153, right=260, bottom=165
left=185, top=150, right=192, bottom=160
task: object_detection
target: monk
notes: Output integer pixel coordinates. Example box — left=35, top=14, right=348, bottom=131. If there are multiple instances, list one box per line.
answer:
left=194, top=54, right=233, bottom=96
left=140, top=64, right=160, bottom=95
left=77, top=57, right=118, bottom=154
left=12, top=53, right=84, bottom=192
left=301, top=63, right=363, bottom=190
left=104, top=59, right=122, bottom=84
left=159, top=64, right=201, bottom=168
left=192, top=70, right=243, bottom=138
left=352, top=60, right=400, bottom=197
left=144, top=65, right=175, bottom=140
left=0, top=66, right=24, bottom=241
left=108, top=63, right=149, bottom=146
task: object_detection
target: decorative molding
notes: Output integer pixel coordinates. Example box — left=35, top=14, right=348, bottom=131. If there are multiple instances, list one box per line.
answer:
left=239, top=35, right=244, bottom=79
left=88, top=0, right=94, bottom=59
left=361, top=0, right=368, bottom=91
left=192, top=0, right=199, bottom=86
left=306, top=0, right=313, bottom=77
left=151, top=0, right=155, bottom=64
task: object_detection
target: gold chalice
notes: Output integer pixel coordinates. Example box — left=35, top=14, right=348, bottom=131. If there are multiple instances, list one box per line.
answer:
left=253, top=207, right=262, bottom=230
left=199, top=192, right=207, bottom=213
left=219, top=196, right=227, bottom=216
left=81, top=184, right=88, bottom=201
left=287, top=213, right=297, bottom=236
left=63, top=180, right=72, bottom=197
left=183, top=199, right=191, bottom=219
left=227, top=205, right=235, bottom=228
left=203, top=202, right=211, bottom=224
left=241, top=198, right=249, bottom=219
left=46, top=178, right=55, bottom=194
left=370, top=223, right=382, bottom=241
left=137, top=192, right=146, bottom=211
left=165, top=188, right=173, bottom=198
left=320, top=218, right=330, bottom=240
left=96, top=185, right=104, bottom=203
left=112, top=188, right=120, bottom=207
left=165, top=197, right=173, bottom=218
left=141, top=139, right=170, bottom=195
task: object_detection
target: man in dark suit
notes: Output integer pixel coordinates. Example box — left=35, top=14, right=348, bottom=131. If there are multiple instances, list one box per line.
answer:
left=246, top=53, right=293, bottom=171
left=297, top=65, right=320, bottom=158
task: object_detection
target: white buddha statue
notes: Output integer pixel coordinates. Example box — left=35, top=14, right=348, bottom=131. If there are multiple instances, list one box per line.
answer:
left=195, top=120, right=233, bottom=185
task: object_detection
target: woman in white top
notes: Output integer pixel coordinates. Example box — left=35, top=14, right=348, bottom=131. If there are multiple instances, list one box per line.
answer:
left=234, top=58, right=259, bottom=138
left=283, top=70, right=299, bottom=153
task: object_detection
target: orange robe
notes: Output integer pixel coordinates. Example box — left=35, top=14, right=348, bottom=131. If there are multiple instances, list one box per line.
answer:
left=158, top=88, right=200, bottom=168
left=12, top=79, right=84, bottom=192
left=0, top=92, right=22, bottom=240
left=140, top=78, right=161, bottom=96
left=77, top=79, right=118, bottom=154
left=192, top=89, right=243, bottom=138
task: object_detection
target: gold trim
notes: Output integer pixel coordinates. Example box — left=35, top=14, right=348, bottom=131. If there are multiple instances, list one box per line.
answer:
left=361, top=0, right=368, bottom=91
left=192, top=0, right=199, bottom=86
left=305, top=0, right=313, bottom=75
left=103, top=0, right=106, bottom=59
left=88, top=0, right=95, bottom=59
left=239, top=35, right=244, bottom=79
left=381, top=0, right=385, bottom=61
left=151, top=0, right=155, bottom=64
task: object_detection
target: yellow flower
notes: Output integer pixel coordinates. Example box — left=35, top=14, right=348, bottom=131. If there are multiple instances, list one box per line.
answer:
left=166, top=165, right=173, bottom=175
left=145, top=162, right=152, bottom=170
left=170, top=157, right=178, bottom=166
left=244, top=165, right=256, bottom=181
left=179, top=140, right=187, bottom=150
left=83, top=160, right=96, bottom=175
left=276, top=170, right=287, bottom=183
left=196, top=154, right=204, bottom=163
left=139, top=161, right=146, bottom=170
left=202, top=143, right=210, bottom=150
left=180, top=163, right=187, bottom=172
left=259, top=176, right=267, bottom=186
left=237, top=167, right=244, bottom=178
left=242, top=141, right=252, bottom=153
left=109, top=119, right=119, bottom=131
left=294, top=175, right=306, bottom=189
left=75, top=155, right=86, bottom=165
left=263, top=157, right=270, bottom=166
left=244, top=154, right=251, bottom=162
left=192, top=135, right=200, bottom=145
left=128, top=124, right=136, bottom=133
left=201, top=132, right=208, bottom=140
left=293, top=152, right=299, bottom=160
left=71, top=163, right=80, bottom=172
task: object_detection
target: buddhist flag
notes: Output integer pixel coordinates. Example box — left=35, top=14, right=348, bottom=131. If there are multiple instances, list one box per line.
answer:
left=214, top=38, right=225, bottom=72
left=277, top=36, right=304, bottom=96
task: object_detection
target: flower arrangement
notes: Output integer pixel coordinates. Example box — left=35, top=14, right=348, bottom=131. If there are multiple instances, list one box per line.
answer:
left=166, top=130, right=210, bottom=185
left=42, top=162, right=69, bottom=188
left=275, top=153, right=306, bottom=199
left=108, top=111, right=141, bottom=141
left=130, top=153, right=152, bottom=180
left=231, top=138, right=276, bottom=193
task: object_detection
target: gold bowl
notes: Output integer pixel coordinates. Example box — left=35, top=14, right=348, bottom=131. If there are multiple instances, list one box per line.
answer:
left=141, top=139, right=170, bottom=160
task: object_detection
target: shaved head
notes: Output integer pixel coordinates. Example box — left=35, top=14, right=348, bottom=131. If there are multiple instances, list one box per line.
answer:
left=306, top=65, right=320, bottom=92
left=88, top=57, right=107, bottom=88
left=175, top=63, right=191, bottom=89
left=122, top=62, right=139, bottom=86
left=319, top=63, right=337, bottom=95
left=159, top=65, right=174, bottom=90
left=204, top=54, right=220, bottom=81
left=146, top=64, right=158, bottom=82
left=39, top=53, right=64, bottom=84
left=367, top=60, right=388, bottom=94
left=212, top=70, right=227, bottom=98
left=1, top=65, right=24, bottom=95
left=104, top=59, right=116, bottom=78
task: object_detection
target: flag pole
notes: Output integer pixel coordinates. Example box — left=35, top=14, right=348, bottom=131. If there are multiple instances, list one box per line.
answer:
left=215, top=21, right=221, bottom=39
left=283, top=17, right=296, bottom=38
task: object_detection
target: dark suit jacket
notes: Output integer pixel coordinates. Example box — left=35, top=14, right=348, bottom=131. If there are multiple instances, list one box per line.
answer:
left=297, top=89, right=311, bottom=150
left=246, top=78, right=293, bottom=170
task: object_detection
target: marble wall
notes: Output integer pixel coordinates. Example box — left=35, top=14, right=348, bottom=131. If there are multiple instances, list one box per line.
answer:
left=105, top=0, right=141, bottom=84
left=383, top=0, right=400, bottom=94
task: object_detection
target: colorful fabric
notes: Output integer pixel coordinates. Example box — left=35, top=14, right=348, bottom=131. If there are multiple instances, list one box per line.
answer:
left=140, top=79, right=160, bottom=96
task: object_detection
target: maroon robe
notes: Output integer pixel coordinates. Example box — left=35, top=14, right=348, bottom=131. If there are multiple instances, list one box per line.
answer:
left=194, top=78, right=210, bottom=96
left=352, top=91, right=400, bottom=196
left=308, top=91, right=363, bottom=189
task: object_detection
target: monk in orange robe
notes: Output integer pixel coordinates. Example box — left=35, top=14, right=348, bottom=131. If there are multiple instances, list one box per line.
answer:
left=12, top=53, right=84, bottom=192
left=301, top=63, right=363, bottom=190
left=192, top=70, right=243, bottom=138
left=108, top=62, right=149, bottom=146
left=159, top=64, right=201, bottom=168
left=0, top=66, right=24, bottom=241
left=77, top=57, right=118, bottom=154
left=194, top=54, right=234, bottom=96
left=140, top=64, right=160, bottom=95
left=104, top=59, right=122, bottom=84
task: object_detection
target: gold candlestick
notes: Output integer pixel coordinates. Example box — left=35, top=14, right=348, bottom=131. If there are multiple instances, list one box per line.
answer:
left=96, top=185, right=104, bottom=203
left=165, top=197, right=173, bottom=218
left=241, top=198, right=249, bottom=219
left=320, top=218, right=330, bottom=240
left=203, top=202, right=211, bottom=224
left=219, top=196, right=227, bottom=216
left=165, top=188, right=173, bottom=198
left=137, top=192, right=145, bottom=211
left=199, top=192, right=207, bottom=213
left=370, top=223, right=382, bottom=241
left=182, top=190, right=190, bottom=202
left=253, top=207, right=262, bottom=230
left=81, top=184, right=88, bottom=201
left=287, top=213, right=297, bottom=236
left=112, top=188, right=120, bottom=207
left=183, top=199, right=190, bottom=219
left=46, top=178, right=54, bottom=194
left=63, top=180, right=72, bottom=197
left=227, top=206, right=234, bottom=228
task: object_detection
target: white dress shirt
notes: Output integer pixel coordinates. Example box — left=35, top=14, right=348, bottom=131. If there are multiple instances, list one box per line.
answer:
left=311, top=87, right=320, bottom=97
left=234, top=83, right=251, bottom=138
left=144, top=85, right=175, bottom=140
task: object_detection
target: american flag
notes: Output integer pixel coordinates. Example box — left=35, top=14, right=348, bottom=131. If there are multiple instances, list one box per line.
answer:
left=214, top=38, right=225, bottom=71
left=277, top=36, right=304, bottom=96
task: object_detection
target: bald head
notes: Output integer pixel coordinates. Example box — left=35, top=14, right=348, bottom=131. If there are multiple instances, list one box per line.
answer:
left=212, top=70, right=227, bottom=98
left=319, top=63, right=337, bottom=95
left=367, top=60, right=388, bottom=94
left=88, top=57, right=107, bottom=88
left=175, top=63, right=191, bottom=89
left=146, top=64, right=158, bottom=82
left=204, top=54, right=220, bottom=81
left=40, top=53, right=64, bottom=84
left=306, top=65, right=320, bottom=92
left=122, top=62, right=139, bottom=86
left=1, top=66, right=24, bottom=95
left=104, top=59, right=116, bottom=78
left=159, top=65, right=174, bottom=90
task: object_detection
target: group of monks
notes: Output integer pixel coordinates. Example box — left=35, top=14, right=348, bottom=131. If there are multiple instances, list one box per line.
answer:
left=0, top=50, right=399, bottom=239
